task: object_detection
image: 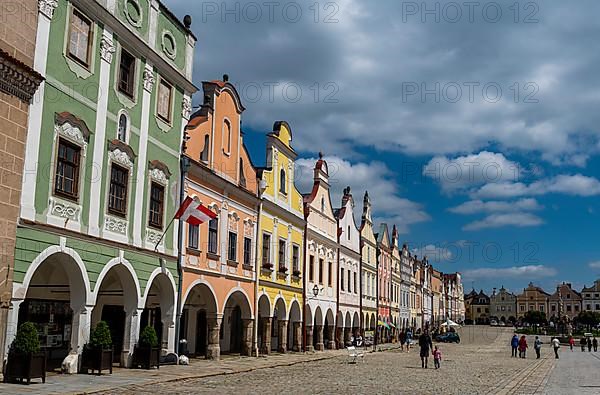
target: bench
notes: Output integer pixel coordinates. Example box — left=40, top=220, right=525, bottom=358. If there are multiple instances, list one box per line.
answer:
left=346, top=346, right=365, bottom=363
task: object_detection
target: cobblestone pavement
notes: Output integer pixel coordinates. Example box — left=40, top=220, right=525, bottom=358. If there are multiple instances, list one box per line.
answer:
left=541, top=346, right=600, bottom=394
left=1, top=327, right=574, bottom=395
left=93, top=327, right=546, bottom=395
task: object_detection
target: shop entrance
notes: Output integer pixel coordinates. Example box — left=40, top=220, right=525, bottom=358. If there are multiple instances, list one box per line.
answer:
left=101, top=305, right=126, bottom=364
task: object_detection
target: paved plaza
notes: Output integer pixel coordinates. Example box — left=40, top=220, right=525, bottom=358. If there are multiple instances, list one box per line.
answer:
left=1, top=327, right=599, bottom=394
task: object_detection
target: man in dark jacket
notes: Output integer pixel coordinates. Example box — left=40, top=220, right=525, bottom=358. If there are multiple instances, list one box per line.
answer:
left=511, top=334, right=519, bottom=357
left=419, top=330, right=433, bottom=368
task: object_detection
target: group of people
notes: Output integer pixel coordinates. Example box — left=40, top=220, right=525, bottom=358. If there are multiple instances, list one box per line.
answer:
left=398, top=329, right=414, bottom=352
left=417, top=330, right=442, bottom=369
left=568, top=336, right=598, bottom=352
left=511, top=334, right=561, bottom=359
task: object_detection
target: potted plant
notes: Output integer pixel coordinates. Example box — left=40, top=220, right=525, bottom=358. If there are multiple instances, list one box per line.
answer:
left=261, top=262, right=273, bottom=271
left=4, top=322, right=46, bottom=384
left=132, top=326, right=160, bottom=369
left=80, top=321, right=113, bottom=375
left=292, top=269, right=301, bottom=277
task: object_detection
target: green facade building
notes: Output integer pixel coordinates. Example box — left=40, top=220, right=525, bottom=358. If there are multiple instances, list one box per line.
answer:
left=5, top=0, right=196, bottom=370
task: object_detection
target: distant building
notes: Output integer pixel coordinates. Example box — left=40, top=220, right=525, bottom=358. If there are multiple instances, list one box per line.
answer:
left=490, top=286, right=517, bottom=323
left=581, top=280, right=600, bottom=312
left=548, top=282, right=581, bottom=321
left=516, top=282, right=550, bottom=319
left=465, top=290, right=490, bottom=324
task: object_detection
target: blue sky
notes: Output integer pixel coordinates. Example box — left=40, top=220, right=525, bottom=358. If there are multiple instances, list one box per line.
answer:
left=166, top=0, right=600, bottom=294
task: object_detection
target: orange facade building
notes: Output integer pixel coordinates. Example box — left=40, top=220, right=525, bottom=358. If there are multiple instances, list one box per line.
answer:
left=179, top=77, right=259, bottom=359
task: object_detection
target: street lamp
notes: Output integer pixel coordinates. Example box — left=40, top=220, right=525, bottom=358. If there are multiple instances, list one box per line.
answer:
left=313, top=284, right=319, bottom=298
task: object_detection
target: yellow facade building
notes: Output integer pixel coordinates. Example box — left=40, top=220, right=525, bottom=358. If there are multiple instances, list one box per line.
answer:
left=256, top=121, right=305, bottom=354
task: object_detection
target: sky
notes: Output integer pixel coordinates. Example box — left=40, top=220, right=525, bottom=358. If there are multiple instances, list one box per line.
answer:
left=166, top=0, right=600, bottom=295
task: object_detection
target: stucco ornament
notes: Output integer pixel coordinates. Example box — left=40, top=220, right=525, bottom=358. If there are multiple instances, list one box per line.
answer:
left=38, top=0, right=58, bottom=19
left=149, top=168, right=167, bottom=184
left=182, top=97, right=192, bottom=119
left=109, top=148, right=134, bottom=168
left=104, top=216, right=127, bottom=235
left=100, top=34, right=116, bottom=63
left=143, top=65, right=155, bottom=93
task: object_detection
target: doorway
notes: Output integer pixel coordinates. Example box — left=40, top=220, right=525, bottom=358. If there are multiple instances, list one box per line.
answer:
left=101, top=305, right=126, bottom=363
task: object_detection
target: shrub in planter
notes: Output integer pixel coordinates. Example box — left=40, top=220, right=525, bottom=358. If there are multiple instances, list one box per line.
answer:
left=132, top=326, right=160, bottom=370
left=5, top=321, right=46, bottom=384
left=81, top=321, right=113, bottom=375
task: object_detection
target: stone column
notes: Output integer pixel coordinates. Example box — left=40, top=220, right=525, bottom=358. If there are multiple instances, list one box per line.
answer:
left=122, top=307, right=144, bottom=367
left=3, top=299, right=23, bottom=358
left=336, top=327, right=343, bottom=349
left=67, top=304, right=93, bottom=373
left=344, top=327, right=351, bottom=347
left=162, top=318, right=176, bottom=353
left=185, top=308, right=198, bottom=355
left=278, top=320, right=288, bottom=353
left=306, top=325, right=314, bottom=352
left=260, top=317, right=272, bottom=355
left=242, top=319, right=253, bottom=356
left=293, top=322, right=302, bottom=351
left=327, top=325, right=336, bottom=349
left=206, top=314, right=222, bottom=360
left=315, top=325, right=324, bottom=351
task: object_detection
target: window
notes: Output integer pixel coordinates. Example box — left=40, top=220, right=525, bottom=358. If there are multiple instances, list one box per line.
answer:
left=575, top=305, right=579, bottom=312
left=200, top=135, right=210, bottom=162
left=243, top=237, right=252, bottom=266
left=309, top=256, right=314, bottom=282
left=239, top=159, right=246, bottom=188
left=228, top=232, right=237, bottom=261
left=108, top=164, right=128, bottom=216
left=278, top=239, right=286, bottom=271
left=55, top=138, right=81, bottom=200
left=118, top=49, right=136, bottom=98
left=347, top=226, right=350, bottom=240
left=148, top=182, right=164, bottom=229
left=566, top=305, right=572, bottom=312
left=262, top=233, right=271, bottom=266
left=318, top=258, right=324, bottom=284
left=208, top=218, right=218, bottom=254
left=321, top=197, right=325, bottom=212
left=328, top=261, right=333, bottom=287
left=587, top=304, right=591, bottom=310
left=596, top=304, right=600, bottom=311
left=551, top=305, right=556, bottom=312
left=279, top=169, right=286, bottom=194
left=353, top=272, right=357, bottom=294
left=68, top=8, right=92, bottom=67
left=223, top=120, right=231, bottom=154
left=157, top=78, right=173, bottom=122
left=188, top=224, right=199, bottom=249
left=118, top=113, right=128, bottom=142
left=340, top=269, right=344, bottom=291
left=292, top=245, right=299, bottom=273
left=347, top=269, right=351, bottom=292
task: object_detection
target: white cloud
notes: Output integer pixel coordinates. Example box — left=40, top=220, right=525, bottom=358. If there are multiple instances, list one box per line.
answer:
left=472, top=174, right=600, bottom=199
left=295, top=156, right=430, bottom=233
left=423, top=151, right=522, bottom=193
left=589, top=261, right=600, bottom=270
left=411, top=244, right=453, bottom=263
left=448, top=198, right=543, bottom=215
left=463, top=213, right=544, bottom=231
left=463, top=265, right=557, bottom=280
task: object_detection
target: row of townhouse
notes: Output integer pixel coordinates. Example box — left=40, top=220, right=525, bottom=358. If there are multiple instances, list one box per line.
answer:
left=465, top=280, right=600, bottom=324
left=0, top=0, right=465, bottom=375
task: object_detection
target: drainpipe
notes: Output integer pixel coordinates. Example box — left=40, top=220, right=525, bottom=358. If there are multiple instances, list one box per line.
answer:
left=359, top=239, right=363, bottom=336
left=302, top=220, right=308, bottom=352
left=374, top=246, right=379, bottom=350
left=335, top=220, right=340, bottom=348
left=253, top=179, right=266, bottom=357
left=174, top=155, right=190, bottom=357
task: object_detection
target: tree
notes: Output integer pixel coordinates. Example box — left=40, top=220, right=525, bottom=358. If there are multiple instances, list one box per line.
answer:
left=522, top=311, right=547, bottom=326
left=10, top=322, right=40, bottom=354
left=575, top=311, right=600, bottom=330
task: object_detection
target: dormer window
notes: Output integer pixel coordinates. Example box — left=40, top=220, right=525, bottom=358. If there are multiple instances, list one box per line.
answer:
left=279, top=169, right=286, bottom=194
left=321, top=196, right=325, bottom=212
left=239, top=158, right=246, bottom=187
left=200, top=134, right=209, bottom=162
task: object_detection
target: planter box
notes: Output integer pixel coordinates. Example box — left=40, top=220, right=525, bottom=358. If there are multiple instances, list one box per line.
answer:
left=131, top=346, right=160, bottom=370
left=80, top=347, right=113, bottom=375
left=4, top=352, right=46, bottom=384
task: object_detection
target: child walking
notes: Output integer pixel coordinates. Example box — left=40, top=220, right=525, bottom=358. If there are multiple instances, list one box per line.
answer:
left=433, top=346, right=442, bottom=369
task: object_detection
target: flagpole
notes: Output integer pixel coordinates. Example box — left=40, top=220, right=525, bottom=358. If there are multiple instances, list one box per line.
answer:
left=154, top=215, right=177, bottom=252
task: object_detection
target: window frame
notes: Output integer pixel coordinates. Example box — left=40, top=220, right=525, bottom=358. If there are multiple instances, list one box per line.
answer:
left=54, top=138, right=81, bottom=201
left=67, top=7, right=93, bottom=68
left=279, top=169, right=286, bottom=195
left=278, top=239, right=286, bottom=271
left=148, top=181, right=165, bottom=229
left=107, top=163, right=129, bottom=217
left=243, top=237, right=252, bottom=266
left=188, top=223, right=199, bottom=250
left=318, top=258, right=324, bottom=284
left=118, top=48, right=136, bottom=98
left=262, top=232, right=271, bottom=266
left=292, top=245, right=299, bottom=273
left=156, top=77, right=173, bottom=123
left=309, top=255, right=315, bottom=282
left=228, top=231, right=237, bottom=262
left=208, top=217, right=219, bottom=255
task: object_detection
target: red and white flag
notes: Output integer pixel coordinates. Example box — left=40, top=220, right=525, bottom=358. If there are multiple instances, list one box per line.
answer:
left=174, top=196, right=217, bottom=225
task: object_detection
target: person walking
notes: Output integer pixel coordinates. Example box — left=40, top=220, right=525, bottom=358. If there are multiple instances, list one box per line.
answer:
left=418, top=330, right=433, bottom=368
left=552, top=337, right=560, bottom=359
left=593, top=337, right=598, bottom=352
left=511, top=334, right=519, bottom=357
left=399, top=330, right=406, bottom=351
left=406, top=329, right=412, bottom=352
left=587, top=337, right=592, bottom=352
left=569, top=336, right=575, bottom=351
left=433, top=345, right=442, bottom=369
left=518, top=335, right=528, bottom=358
left=534, top=336, right=542, bottom=359
left=581, top=337, right=586, bottom=352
